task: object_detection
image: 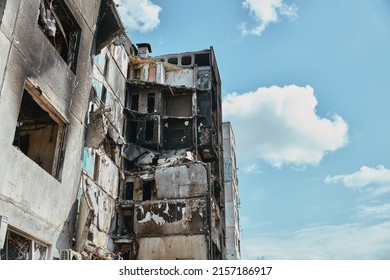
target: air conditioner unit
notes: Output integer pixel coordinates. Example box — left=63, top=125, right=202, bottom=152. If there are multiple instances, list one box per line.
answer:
left=60, top=249, right=82, bottom=260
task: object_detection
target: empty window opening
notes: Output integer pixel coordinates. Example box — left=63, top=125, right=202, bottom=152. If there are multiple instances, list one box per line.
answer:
left=13, top=86, right=66, bottom=179
left=145, top=120, right=154, bottom=142
left=124, top=182, right=134, bottom=200
left=147, top=93, right=155, bottom=113
left=122, top=210, right=134, bottom=235
left=168, top=57, right=178, bottom=65
left=38, top=0, right=81, bottom=74
left=126, top=120, right=138, bottom=143
left=103, top=135, right=116, bottom=161
left=181, top=55, right=192, bottom=66
left=131, top=94, right=139, bottom=111
left=126, top=63, right=132, bottom=81
left=142, top=181, right=155, bottom=201
left=195, top=53, right=210, bottom=66
left=134, top=68, right=141, bottom=80
left=0, top=230, right=48, bottom=260
left=103, top=54, right=110, bottom=78
left=101, top=85, right=107, bottom=105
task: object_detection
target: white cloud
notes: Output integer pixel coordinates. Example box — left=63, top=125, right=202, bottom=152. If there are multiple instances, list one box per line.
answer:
left=243, top=163, right=262, bottom=174
left=325, top=165, right=390, bottom=194
left=242, top=222, right=390, bottom=259
left=239, top=0, right=298, bottom=36
left=222, top=85, right=348, bottom=168
left=358, top=203, right=390, bottom=220
left=114, top=0, right=162, bottom=33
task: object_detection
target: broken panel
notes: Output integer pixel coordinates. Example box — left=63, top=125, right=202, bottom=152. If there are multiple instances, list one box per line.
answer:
left=38, top=0, right=81, bottom=73
left=13, top=86, right=67, bottom=179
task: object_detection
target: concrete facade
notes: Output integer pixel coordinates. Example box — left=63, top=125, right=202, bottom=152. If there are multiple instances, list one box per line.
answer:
left=223, top=122, right=240, bottom=259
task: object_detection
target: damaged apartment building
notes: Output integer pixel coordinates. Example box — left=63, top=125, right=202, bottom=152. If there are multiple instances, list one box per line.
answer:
left=0, top=0, right=239, bottom=260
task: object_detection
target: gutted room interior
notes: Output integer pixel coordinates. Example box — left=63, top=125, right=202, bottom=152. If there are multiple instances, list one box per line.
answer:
left=12, top=82, right=67, bottom=179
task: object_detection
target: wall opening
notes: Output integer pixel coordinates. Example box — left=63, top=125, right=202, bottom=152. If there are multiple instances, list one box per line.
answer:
left=181, top=55, right=192, bottom=66
left=126, top=120, right=138, bottom=143
left=122, top=210, right=134, bottom=235
left=195, top=53, right=210, bottom=66
left=124, top=182, right=134, bottom=200
left=142, top=180, right=155, bottom=201
left=13, top=84, right=67, bottom=179
left=147, top=93, right=155, bottom=113
left=103, top=135, right=116, bottom=161
left=131, top=94, right=139, bottom=111
left=101, top=85, right=107, bottom=105
left=37, top=0, right=81, bottom=74
left=145, top=120, right=154, bottom=142
left=168, top=57, right=178, bottom=65
left=103, top=54, right=110, bottom=78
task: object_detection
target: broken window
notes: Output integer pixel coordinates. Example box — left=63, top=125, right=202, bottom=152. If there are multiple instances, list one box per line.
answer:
left=134, top=68, right=141, bottom=80
left=168, top=57, right=178, bottom=65
left=142, top=180, right=155, bottom=201
left=0, top=0, right=6, bottom=25
left=122, top=210, right=134, bottom=235
left=124, top=182, right=134, bottom=200
left=131, top=94, right=139, bottom=111
left=103, top=54, right=110, bottom=78
left=0, top=230, right=48, bottom=260
left=126, top=120, right=138, bottom=143
left=13, top=84, right=67, bottom=179
left=181, top=55, right=192, bottom=66
left=147, top=93, right=155, bottom=113
left=101, top=85, right=107, bottom=105
left=37, top=0, right=81, bottom=74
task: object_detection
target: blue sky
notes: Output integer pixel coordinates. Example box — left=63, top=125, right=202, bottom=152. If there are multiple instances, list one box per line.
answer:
left=115, top=0, right=390, bottom=259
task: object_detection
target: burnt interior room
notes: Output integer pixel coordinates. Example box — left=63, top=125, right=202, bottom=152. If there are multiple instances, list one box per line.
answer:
left=38, top=0, right=81, bottom=73
left=13, top=89, right=62, bottom=177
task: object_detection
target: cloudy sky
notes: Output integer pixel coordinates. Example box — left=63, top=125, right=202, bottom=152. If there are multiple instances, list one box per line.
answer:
left=115, top=0, right=390, bottom=259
